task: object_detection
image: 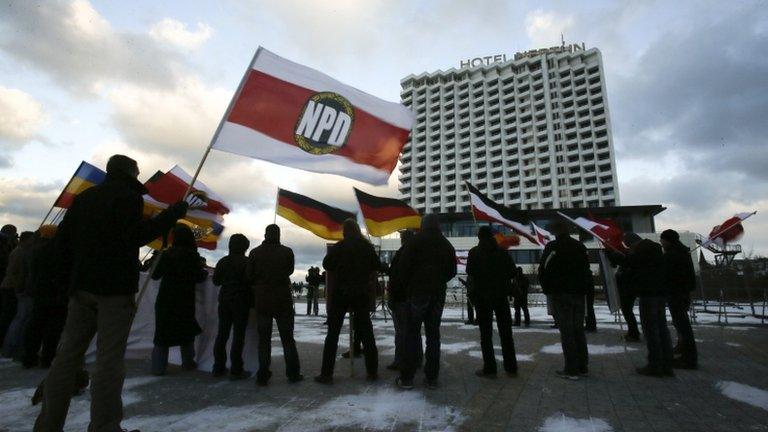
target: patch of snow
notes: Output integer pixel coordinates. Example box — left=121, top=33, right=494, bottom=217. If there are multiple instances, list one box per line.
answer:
left=540, top=344, right=636, bottom=355
left=467, top=350, right=534, bottom=362
left=725, top=342, right=742, bottom=347
left=538, top=413, right=613, bottom=432
left=717, top=381, right=768, bottom=412
left=440, top=341, right=479, bottom=354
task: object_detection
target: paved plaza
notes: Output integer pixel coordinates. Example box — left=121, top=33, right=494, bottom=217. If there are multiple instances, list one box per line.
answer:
left=1, top=303, right=767, bottom=432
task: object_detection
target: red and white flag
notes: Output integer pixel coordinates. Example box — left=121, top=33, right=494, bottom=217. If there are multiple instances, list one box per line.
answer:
left=211, top=48, right=414, bottom=185
left=701, top=212, right=757, bottom=250
left=557, top=212, right=626, bottom=253
left=531, top=222, right=553, bottom=247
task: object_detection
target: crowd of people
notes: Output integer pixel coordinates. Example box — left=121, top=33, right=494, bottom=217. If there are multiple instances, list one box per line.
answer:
left=0, top=154, right=700, bottom=432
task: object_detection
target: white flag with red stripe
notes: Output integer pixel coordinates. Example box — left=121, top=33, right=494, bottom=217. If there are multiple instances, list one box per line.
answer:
left=211, top=48, right=414, bottom=185
left=557, top=211, right=626, bottom=253
left=700, top=211, right=757, bottom=250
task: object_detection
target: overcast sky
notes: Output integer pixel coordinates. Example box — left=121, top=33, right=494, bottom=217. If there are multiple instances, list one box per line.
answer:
left=1, top=0, right=766, bottom=275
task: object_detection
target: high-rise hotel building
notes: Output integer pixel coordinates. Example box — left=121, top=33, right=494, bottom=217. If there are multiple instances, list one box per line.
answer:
left=398, top=43, right=620, bottom=214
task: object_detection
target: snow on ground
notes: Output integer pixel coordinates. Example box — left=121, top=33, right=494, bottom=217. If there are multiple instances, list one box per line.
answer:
left=725, top=342, right=742, bottom=347
left=467, top=350, right=534, bottom=362
left=122, top=388, right=465, bottom=432
left=539, top=344, right=637, bottom=355
left=716, top=381, right=768, bottom=412
left=538, top=413, right=613, bottom=432
left=0, top=376, right=160, bottom=432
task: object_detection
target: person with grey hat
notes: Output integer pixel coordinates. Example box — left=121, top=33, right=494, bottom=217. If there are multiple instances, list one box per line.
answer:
left=621, top=232, right=674, bottom=377
left=539, top=220, right=591, bottom=380
left=395, top=214, right=457, bottom=389
left=660, top=229, right=698, bottom=369
left=34, top=154, right=189, bottom=432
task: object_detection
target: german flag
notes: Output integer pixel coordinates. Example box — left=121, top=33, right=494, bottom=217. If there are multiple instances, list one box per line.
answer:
left=354, top=188, right=421, bottom=237
left=276, top=188, right=355, bottom=240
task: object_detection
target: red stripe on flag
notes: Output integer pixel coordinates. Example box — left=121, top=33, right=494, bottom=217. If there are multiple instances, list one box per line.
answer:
left=227, top=70, right=410, bottom=172
left=277, top=195, right=346, bottom=232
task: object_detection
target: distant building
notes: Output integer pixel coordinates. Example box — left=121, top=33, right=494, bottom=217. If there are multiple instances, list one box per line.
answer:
left=399, top=43, right=619, bottom=213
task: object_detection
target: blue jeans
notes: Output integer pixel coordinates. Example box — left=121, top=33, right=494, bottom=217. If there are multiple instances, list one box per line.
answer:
left=152, top=343, right=195, bottom=375
left=2, top=294, right=33, bottom=358
left=400, top=294, right=445, bottom=382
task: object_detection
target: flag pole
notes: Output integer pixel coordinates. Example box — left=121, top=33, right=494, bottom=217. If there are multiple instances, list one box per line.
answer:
left=692, top=211, right=757, bottom=253
left=556, top=211, right=624, bottom=255
left=273, top=188, right=279, bottom=224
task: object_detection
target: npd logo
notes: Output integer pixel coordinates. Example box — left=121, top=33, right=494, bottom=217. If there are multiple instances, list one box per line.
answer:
left=294, top=92, right=354, bottom=155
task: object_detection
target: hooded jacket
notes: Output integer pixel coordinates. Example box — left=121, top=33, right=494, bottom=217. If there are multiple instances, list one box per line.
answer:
left=213, top=235, right=251, bottom=302
left=395, top=215, right=457, bottom=299
left=56, top=171, right=187, bottom=296
left=466, top=232, right=516, bottom=301
left=663, top=243, right=696, bottom=298
left=247, top=225, right=295, bottom=314
left=323, top=221, right=380, bottom=302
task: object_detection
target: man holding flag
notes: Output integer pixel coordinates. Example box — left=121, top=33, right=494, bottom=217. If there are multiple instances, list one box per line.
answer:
left=35, top=155, right=189, bottom=432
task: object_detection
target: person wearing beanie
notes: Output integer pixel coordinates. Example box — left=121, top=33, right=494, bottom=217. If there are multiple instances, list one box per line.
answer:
left=316, top=219, right=381, bottom=385
left=248, top=224, right=302, bottom=386
left=394, top=214, right=456, bottom=390
left=539, top=219, right=591, bottom=380
left=620, top=232, right=674, bottom=377
left=467, top=226, right=519, bottom=378
left=34, top=154, right=189, bottom=432
left=211, top=233, right=253, bottom=380
left=660, top=229, right=698, bottom=369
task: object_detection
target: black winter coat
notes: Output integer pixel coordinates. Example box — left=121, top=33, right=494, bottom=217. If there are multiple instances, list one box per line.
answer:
left=395, top=229, right=456, bottom=299
left=323, top=236, right=380, bottom=300
left=664, top=245, right=696, bottom=299
left=621, top=239, right=666, bottom=297
left=539, top=234, right=591, bottom=296
left=0, top=234, right=15, bottom=286
left=152, top=247, right=208, bottom=346
left=29, top=238, right=66, bottom=305
left=213, top=254, right=251, bottom=303
left=247, top=240, right=294, bottom=315
left=57, top=173, right=185, bottom=296
left=387, top=247, right=407, bottom=303
left=466, top=241, right=516, bottom=302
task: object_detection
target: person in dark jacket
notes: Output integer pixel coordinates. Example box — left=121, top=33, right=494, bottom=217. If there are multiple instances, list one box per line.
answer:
left=211, top=233, right=252, bottom=379
left=622, top=232, right=674, bottom=377
left=23, top=225, right=67, bottom=369
left=305, top=266, right=322, bottom=316
left=660, top=229, right=697, bottom=369
left=539, top=220, right=591, bottom=380
left=584, top=270, right=597, bottom=332
left=396, top=214, right=456, bottom=390
left=151, top=224, right=208, bottom=375
left=467, top=226, right=518, bottom=378
left=315, top=219, right=380, bottom=384
left=513, top=267, right=530, bottom=327
left=248, top=224, right=302, bottom=385
left=459, top=277, right=477, bottom=325
left=0, top=224, right=19, bottom=345
left=386, top=230, right=422, bottom=371
left=0, top=231, right=32, bottom=350
left=35, top=154, right=188, bottom=432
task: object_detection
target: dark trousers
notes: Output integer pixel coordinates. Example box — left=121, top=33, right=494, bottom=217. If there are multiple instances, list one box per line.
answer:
left=668, top=297, right=697, bottom=365
left=256, top=310, right=301, bottom=381
left=401, top=294, right=444, bottom=382
left=34, top=291, right=136, bottom=432
left=476, top=296, right=517, bottom=374
left=152, top=343, right=195, bottom=375
left=24, top=300, right=67, bottom=367
left=320, top=295, right=377, bottom=377
left=2, top=293, right=33, bottom=358
left=0, top=289, right=17, bottom=346
left=639, top=296, right=674, bottom=371
left=390, top=300, right=422, bottom=367
left=213, top=297, right=250, bottom=374
left=466, top=296, right=475, bottom=323
left=551, top=293, right=589, bottom=375
left=513, top=293, right=530, bottom=326
left=585, top=289, right=597, bottom=331
left=620, top=291, right=640, bottom=337
left=306, top=286, right=319, bottom=316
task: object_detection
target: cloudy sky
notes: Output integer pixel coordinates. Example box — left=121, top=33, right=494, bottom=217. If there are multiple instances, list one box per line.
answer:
left=1, top=0, right=766, bottom=275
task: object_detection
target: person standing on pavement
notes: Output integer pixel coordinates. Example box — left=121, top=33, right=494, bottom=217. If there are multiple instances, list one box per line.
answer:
left=660, top=229, right=698, bottom=370
left=248, top=224, right=302, bottom=386
left=0, top=231, right=33, bottom=352
left=584, top=269, right=597, bottom=333
left=622, top=232, right=674, bottom=377
left=305, top=266, right=321, bottom=316
left=150, top=224, right=208, bottom=376
left=512, top=267, right=530, bottom=327
left=539, top=220, right=591, bottom=381
left=467, top=226, right=518, bottom=378
left=395, top=214, right=456, bottom=390
left=211, top=233, right=253, bottom=380
left=315, top=219, right=380, bottom=384
left=34, top=154, right=189, bottom=432
left=386, top=230, right=422, bottom=371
